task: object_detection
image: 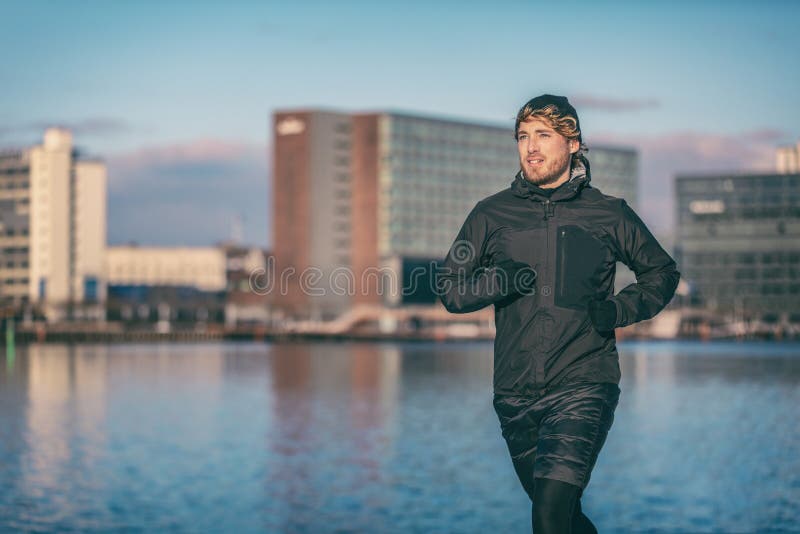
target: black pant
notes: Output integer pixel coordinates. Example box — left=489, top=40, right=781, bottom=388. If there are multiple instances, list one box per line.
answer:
left=493, top=381, right=620, bottom=532
left=493, top=382, right=620, bottom=492
left=532, top=477, right=597, bottom=534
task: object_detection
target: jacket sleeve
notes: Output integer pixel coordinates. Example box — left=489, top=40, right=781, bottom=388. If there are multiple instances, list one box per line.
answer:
left=437, top=202, right=509, bottom=314
left=609, top=200, right=681, bottom=328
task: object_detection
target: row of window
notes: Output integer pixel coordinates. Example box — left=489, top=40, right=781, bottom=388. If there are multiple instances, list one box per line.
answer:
left=388, top=156, right=512, bottom=170
left=0, top=180, right=30, bottom=189
left=680, top=205, right=800, bottom=219
left=590, top=153, right=637, bottom=167
left=2, top=247, right=29, bottom=254
left=678, top=179, right=800, bottom=195
left=385, top=176, right=508, bottom=190
left=387, top=208, right=468, bottom=222
left=697, top=284, right=800, bottom=296
left=681, top=218, right=797, bottom=232
left=0, top=166, right=29, bottom=175
left=682, top=252, right=800, bottom=265
left=686, top=267, right=800, bottom=281
left=386, top=210, right=473, bottom=225
left=389, top=124, right=509, bottom=144
left=3, top=228, right=30, bottom=236
left=388, top=185, right=478, bottom=198
left=110, top=270, right=221, bottom=278
left=390, top=133, right=511, bottom=148
left=388, top=142, right=513, bottom=156
left=680, top=193, right=800, bottom=204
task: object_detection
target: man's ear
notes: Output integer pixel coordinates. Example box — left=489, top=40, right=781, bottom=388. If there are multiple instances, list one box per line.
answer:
left=569, top=139, right=580, bottom=154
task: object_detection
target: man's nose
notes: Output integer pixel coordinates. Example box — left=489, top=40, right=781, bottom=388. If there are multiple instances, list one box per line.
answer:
left=526, top=138, right=539, bottom=153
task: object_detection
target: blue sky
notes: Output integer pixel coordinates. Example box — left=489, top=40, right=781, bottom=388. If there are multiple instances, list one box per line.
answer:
left=2, top=0, right=798, bottom=246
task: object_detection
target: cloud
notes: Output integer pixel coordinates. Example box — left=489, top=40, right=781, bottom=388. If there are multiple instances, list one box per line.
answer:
left=0, top=117, right=137, bottom=139
left=588, top=128, right=787, bottom=237
left=570, top=94, right=660, bottom=112
left=111, top=139, right=260, bottom=175
left=106, top=139, right=270, bottom=248
left=739, top=128, right=787, bottom=143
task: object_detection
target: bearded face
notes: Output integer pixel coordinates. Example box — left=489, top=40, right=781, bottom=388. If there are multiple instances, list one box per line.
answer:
left=516, top=117, right=578, bottom=187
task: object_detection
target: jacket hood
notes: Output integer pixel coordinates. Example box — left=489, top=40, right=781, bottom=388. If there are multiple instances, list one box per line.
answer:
left=511, top=155, right=591, bottom=202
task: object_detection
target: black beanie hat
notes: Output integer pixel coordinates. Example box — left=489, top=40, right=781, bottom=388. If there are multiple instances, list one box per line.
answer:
left=516, top=94, right=582, bottom=143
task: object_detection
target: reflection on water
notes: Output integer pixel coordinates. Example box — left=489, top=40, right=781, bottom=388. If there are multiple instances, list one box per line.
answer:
left=0, top=341, right=798, bottom=532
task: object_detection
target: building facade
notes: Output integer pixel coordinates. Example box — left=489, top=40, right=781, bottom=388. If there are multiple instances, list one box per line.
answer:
left=272, top=111, right=353, bottom=320
left=106, top=245, right=227, bottom=324
left=675, top=172, right=800, bottom=321
left=777, top=141, right=800, bottom=174
left=272, top=109, right=639, bottom=319
left=588, top=145, right=638, bottom=209
left=0, top=128, right=107, bottom=321
left=105, top=244, right=271, bottom=326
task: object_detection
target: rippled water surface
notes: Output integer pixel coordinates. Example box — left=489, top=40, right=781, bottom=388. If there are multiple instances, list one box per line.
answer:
left=1, top=340, right=798, bottom=533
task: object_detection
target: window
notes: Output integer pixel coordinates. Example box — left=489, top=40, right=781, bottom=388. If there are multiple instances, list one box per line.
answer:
left=84, top=277, right=98, bottom=303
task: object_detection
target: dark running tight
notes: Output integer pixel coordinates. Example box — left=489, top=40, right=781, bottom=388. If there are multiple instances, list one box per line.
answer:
left=532, top=477, right=598, bottom=534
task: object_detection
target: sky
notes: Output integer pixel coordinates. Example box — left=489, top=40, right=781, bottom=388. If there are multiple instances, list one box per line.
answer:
left=2, top=0, right=798, bottom=247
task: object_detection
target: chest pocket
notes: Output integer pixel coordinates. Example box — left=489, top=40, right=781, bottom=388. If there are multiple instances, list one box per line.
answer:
left=555, top=224, right=609, bottom=310
left=487, top=226, right=548, bottom=271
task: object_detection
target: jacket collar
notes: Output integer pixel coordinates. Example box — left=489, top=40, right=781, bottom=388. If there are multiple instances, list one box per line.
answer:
left=510, top=157, right=591, bottom=202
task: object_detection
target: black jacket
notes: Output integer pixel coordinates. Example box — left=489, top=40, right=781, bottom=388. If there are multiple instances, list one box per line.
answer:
left=437, top=161, right=680, bottom=396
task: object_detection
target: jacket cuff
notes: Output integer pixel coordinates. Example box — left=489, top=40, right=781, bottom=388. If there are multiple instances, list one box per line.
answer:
left=611, top=298, right=623, bottom=328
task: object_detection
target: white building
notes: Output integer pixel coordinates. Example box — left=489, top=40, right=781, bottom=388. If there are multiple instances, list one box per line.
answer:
left=106, top=245, right=227, bottom=290
left=0, top=128, right=107, bottom=321
left=105, top=244, right=270, bottom=326
left=777, top=141, right=800, bottom=174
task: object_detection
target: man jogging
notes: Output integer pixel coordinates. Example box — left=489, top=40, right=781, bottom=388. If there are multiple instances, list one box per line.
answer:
left=437, top=94, right=680, bottom=533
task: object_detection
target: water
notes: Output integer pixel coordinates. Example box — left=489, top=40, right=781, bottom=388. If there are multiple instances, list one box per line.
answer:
left=0, top=340, right=798, bottom=533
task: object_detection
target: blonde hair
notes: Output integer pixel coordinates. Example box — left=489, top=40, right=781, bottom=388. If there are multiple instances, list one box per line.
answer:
left=514, top=102, right=589, bottom=171
left=515, top=103, right=581, bottom=142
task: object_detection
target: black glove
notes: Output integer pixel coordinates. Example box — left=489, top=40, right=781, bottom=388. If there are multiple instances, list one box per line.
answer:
left=494, top=258, right=537, bottom=295
left=588, top=299, right=617, bottom=332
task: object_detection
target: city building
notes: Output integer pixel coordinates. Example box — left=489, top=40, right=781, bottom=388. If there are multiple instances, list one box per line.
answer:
left=588, top=145, right=638, bottom=209
left=0, top=128, right=107, bottom=321
left=223, top=244, right=273, bottom=327
left=106, top=245, right=227, bottom=324
left=777, top=141, right=800, bottom=174
left=105, top=244, right=271, bottom=326
left=675, top=171, right=800, bottom=321
left=272, top=109, right=639, bottom=319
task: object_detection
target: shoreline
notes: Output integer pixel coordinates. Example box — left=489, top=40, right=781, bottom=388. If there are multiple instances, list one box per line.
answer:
left=5, top=326, right=798, bottom=344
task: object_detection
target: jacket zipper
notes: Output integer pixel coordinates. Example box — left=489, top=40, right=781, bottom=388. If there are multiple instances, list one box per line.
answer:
left=543, top=199, right=552, bottom=296
left=540, top=198, right=553, bottom=388
left=559, top=228, right=566, bottom=297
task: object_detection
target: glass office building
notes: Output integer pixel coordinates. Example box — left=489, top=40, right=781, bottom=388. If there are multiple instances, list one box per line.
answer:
left=273, top=108, right=639, bottom=317
left=588, top=146, right=638, bottom=209
left=378, top=116, right=639, bottom=259
left=378, top=113, right=517, bottom=259
left=675, top=172, right=800, bottom=320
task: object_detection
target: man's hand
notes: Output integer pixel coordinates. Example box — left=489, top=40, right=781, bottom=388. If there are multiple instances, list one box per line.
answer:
left=494, top=258, right=537, bottom=295
left=587, top=299, right=617, bottom=332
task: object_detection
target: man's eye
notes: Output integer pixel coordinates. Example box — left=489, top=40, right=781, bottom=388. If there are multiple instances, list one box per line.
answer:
left=518, top=135, right=528, bottom=140
left=539, top=133, right=550, bottom=138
